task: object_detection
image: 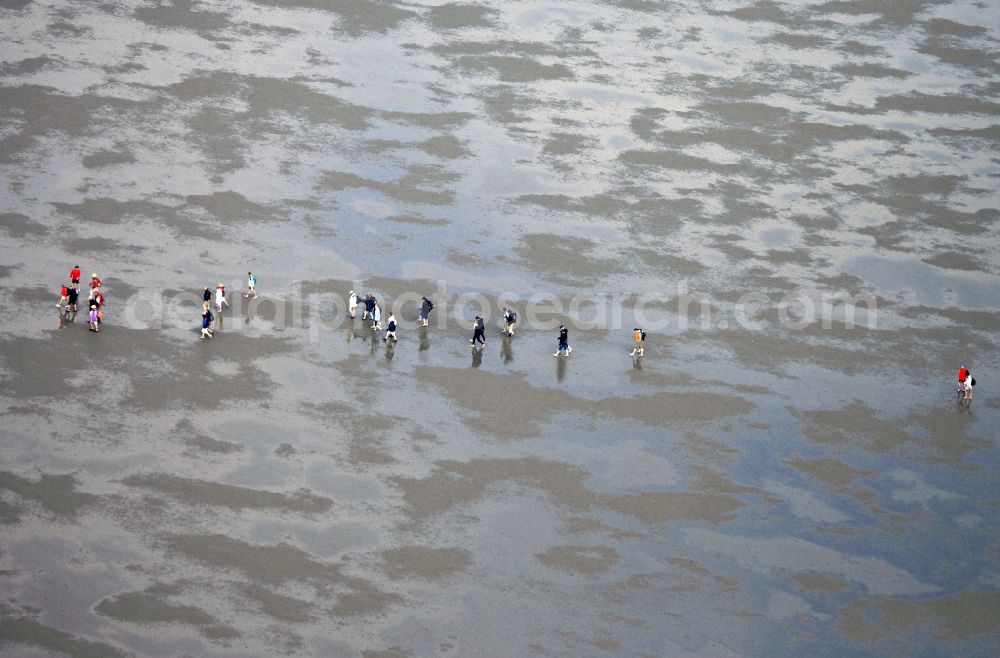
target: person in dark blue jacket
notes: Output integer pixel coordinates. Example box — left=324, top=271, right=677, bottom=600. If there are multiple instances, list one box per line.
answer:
left=554, top=325, right=571, bottom=357
left=420, top=296, right=433, bottom=327
left=201, top=309, right=214, bottom=339
left=383, top=313, right=397, bottom=342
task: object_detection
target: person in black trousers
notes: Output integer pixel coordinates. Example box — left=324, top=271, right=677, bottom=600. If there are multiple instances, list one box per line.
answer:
left=471, top=315, right=486, bottom=347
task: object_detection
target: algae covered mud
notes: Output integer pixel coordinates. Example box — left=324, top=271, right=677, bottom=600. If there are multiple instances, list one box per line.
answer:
left=1, top=0, right=999, bottom=655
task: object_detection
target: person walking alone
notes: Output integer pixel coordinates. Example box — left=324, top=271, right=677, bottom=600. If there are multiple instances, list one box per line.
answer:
left=420, top=296, right=434, bottom=327
left=957, top=365, right=974, bottom=402
left=503, top=307, right=517, bottom=336
left=244, top=272, right=257, bottom=299
left=215, top=283, right=228, bottom=313
left=554, top=325, right=571, bottom=357
left=471, top=315, right=486, bottom=347
left=630, top=327, right=645, bottom=357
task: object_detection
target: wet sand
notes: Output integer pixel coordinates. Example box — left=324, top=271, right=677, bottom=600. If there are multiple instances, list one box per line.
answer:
left=2, top=0, right=999, bottom=656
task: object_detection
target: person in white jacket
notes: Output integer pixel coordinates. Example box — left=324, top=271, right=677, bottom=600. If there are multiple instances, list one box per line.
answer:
left=215, top=283, right=229, bottom=313
left=348, top=289, right=358, bottom=318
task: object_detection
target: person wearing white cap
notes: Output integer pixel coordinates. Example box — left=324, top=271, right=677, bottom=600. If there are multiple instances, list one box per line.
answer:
left=348, top=289, right=357, bottom=318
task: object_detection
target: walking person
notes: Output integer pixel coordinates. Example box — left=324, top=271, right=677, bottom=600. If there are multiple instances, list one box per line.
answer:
left=383, top=313, right=397, bottom=342
left=93, top=290, right=105, bottom=327
left=554, top=325, right=571, bottom=357
left=66, top=285, right=79, bottom=315
left=215, top=283, right=229, bottom=313
left=630, top=327, right=645, bottom=357
left=57, top=284, right=69, bottom=310
left=201, top=309, right=214, bottom=338
left=372, top=301, right=382, bottom=332
left=89, top=273, right=102, bottom=292
left=88, top=298, right=100, bottom=332
left=502, top=307, right=517, bottom=336
left=471, top=315, right=486, bottom=347
left=203, top=287, right=212, bottom=312
left=363, top=294, right=374, bottom=321
left=348, top=289, right=358, bottom=318
left=94, top=289, right=105, bottom=327
left=957, top=365, right=974, bottom=402
left=244, top=272, right=257, bottom=299
left=69, top=265, right=81, bottom=285
left=420, top=295, right=434, bottom=327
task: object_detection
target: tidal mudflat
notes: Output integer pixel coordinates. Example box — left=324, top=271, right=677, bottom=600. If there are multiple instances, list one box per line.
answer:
left=1, top=0, right=998, bottom=655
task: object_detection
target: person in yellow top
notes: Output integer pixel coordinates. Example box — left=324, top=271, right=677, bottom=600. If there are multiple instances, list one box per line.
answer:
left=630, top=327, right=645, bottom=357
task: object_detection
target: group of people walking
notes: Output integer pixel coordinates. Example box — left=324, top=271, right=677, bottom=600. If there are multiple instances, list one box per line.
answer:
left=56, top=265, right=105, bottom=332
left=192, top=276, right=647, bottom=359
left=348, top=290, right=398, bottom=342
left=57, top=265, right=976, bottom=402
left=199, top=272, right=256, bottom=338
left=200, top=282, right=226, bottom=339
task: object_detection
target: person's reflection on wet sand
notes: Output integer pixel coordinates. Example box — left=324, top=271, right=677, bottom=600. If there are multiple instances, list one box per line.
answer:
left=500, top=334, right=513, bottom=364
left=556, top=353, right=567, bottom=382
left=385, top=340, right=395, bottom=361
left=419, top=326, right=430, bottom=352
left=471, top=345, right=484, bottom=368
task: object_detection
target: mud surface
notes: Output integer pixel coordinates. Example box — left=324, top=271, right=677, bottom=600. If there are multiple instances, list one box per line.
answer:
left=1, top=0, right=998, bottom=656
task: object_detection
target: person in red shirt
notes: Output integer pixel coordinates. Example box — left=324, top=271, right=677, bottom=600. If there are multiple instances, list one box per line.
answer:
left=957, top=365, right=973, bottom=402
left=89, top=273, right=102, bottom=290
left=57, top=284, right=69, bottom=310
left=69, top=266, right=81, bottom=284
